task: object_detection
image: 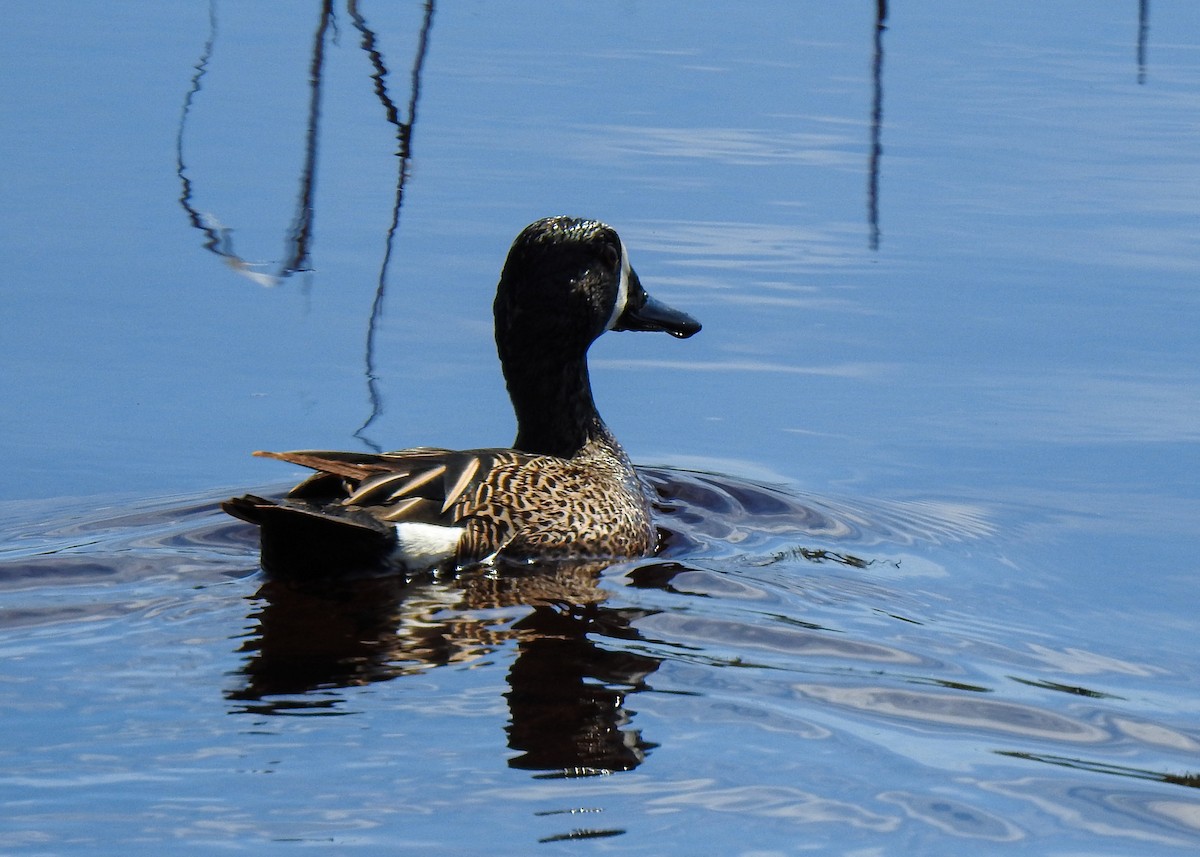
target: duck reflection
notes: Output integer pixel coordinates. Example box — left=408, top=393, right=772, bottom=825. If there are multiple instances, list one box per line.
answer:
left=223, top=464, right=971, bottom=771
left=506, top=603, right=660, bottom=774
left=227, top=557, right=661, bottom=773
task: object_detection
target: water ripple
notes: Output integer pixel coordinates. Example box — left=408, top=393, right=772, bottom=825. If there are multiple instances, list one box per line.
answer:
left=793, top=683, right=1109, bottom=743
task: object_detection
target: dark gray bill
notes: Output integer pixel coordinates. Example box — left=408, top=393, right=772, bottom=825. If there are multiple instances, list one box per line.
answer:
left=614, top=271, right=702, bottom=339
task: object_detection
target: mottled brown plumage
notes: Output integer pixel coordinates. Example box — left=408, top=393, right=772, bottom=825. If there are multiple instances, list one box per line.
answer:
left=222, top=217, right=701, bottom=577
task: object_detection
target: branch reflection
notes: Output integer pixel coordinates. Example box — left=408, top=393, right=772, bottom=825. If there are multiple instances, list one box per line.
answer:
left=176, top=0, right=431, bottom=282
left=351, top=0, right=435, bottom=451
left=176, top=1, right=436, bottom=450
left=1137, top=0, right=1150, bottom=85
left=867, top=0, right=887, bottom=251
left=174, top=1, right=273, bottom=284
left=174, top=0, right=333, bottom=286
left=277, top=0, right=333, bottom=278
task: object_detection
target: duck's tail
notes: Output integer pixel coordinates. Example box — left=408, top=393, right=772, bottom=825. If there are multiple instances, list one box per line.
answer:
left=222, top=494, right=397, bottom=577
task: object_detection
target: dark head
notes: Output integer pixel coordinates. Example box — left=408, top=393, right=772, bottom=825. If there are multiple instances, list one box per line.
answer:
left=494, top=216, right=700, bottom=366
left=493, top=217, right=701, bottom=456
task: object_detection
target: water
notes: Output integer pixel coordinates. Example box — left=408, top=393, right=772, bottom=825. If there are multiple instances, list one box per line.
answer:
left=2, top=1, right=1198, bottom=853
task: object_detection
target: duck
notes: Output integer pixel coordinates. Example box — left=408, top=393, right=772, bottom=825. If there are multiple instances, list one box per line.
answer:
left=222, top=216, right=701, bottom=577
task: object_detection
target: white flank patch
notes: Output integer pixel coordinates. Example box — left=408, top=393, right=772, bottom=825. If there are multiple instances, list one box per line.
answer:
left=391, top=521, right=464, bottom=569
left=605, top=239, right=632, bottom=331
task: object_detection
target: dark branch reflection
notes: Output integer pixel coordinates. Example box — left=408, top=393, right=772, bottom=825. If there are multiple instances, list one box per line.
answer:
left=1137, top=0, right=1150, bottom=85
left=227, top=557, right=663, bottom=774
left=350, top=0, right=436, bottom=451
left=997, top=750, right=1200, bottom=790
left=177, top=1, right=437, bottom=450
left=277, top=0, right=333, bottom=278
left=175, top=0, right=276, bottom=285
left=175, top=0, right=334, bottom=286
left=867, top=0, right=887, bottom=251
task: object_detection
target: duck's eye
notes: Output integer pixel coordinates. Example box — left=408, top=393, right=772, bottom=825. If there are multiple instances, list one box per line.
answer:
left=600, top=242, right=621, bottom=270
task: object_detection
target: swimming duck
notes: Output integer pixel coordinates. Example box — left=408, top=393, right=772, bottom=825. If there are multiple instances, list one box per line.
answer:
left=222, top=216, right=701, bottom=576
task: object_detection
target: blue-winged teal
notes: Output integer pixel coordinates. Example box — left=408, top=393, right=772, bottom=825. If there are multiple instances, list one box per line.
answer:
left=223, top=216, right=701, bottom=575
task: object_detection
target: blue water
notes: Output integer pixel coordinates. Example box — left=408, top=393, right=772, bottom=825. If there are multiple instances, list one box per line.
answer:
left=2, top=1, right=1198, bottom=853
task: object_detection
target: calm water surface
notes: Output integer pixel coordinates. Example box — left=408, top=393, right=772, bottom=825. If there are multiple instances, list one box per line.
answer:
left=2, top=1, right=1198, bottom=854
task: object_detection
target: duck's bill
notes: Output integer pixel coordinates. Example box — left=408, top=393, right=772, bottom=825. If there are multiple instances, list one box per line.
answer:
left=614, top=274, right=702, bottom=339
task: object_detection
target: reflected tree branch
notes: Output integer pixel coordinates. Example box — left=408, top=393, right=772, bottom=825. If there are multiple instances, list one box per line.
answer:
left=176, top=0, right=438, bottom=450
left=176, top=0, right=220, bottom=257
left=867, top=0, right=887, bottom=251
left=349, top=0, right=436, bottom=451
left=176, top=1, right=279, bottom=287
left=176, top=1, right=333, bottom=285
left=277, top=0, right=335, bottom=277
left=1137, top=0, right=1149, bottom=85
left=996, top=750, right=1200, bottom=790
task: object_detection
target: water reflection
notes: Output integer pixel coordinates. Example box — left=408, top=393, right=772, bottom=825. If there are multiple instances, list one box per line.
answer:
left=996, top=751, right=1200, bottom=790
left=793, top=683, right=1110, bottom=743
left=221, top=466, right=998, bottom=774
left=175, top=1, right=436, bottom=449
left=1137, top=0, right=1149, bottom=84
left=978, top=774, right=1200, bottom=847
left=227, top=557, right=662, bottom=773
left=175, top=0, right=327, bottom=285
left=351, top=0, right=435, bottom=451
left=277, top=0, right=332, bottom=278
left=506, top=603, right=660, bottom=774
left=877, top=790, right=1023, bottom=842
left=6, top=473, right=1199, bottom=848
left=867, top=0, right=887, bottom=250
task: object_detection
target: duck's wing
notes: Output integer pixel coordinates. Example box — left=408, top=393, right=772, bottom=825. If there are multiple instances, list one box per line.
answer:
left=252, top=447, right=539, bottom=563
left=254, top=447, right=453, bottom=481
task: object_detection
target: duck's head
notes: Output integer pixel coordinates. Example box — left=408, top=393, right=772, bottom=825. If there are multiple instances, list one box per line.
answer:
left=494, top=216, right=701, bottom=362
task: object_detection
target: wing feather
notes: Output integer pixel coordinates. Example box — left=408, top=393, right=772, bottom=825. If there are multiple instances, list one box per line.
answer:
left=377, top=496, right=437, bottom=522
left=441, top=455, right=482, bottom=514
left=255, top=449, right=394, bottom=479
left=250, top=445, right=571, bottom=562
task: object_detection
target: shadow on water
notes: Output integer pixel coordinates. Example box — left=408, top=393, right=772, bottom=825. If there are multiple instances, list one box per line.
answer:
left=176, top=0, right=436, bottom=451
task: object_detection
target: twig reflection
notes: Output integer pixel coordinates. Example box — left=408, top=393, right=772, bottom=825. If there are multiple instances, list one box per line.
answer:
left=177, top=2, right=437, bottom=449
left=175, top=1, right=278, bottom=286
left=867, top=0, right=887, bottom=251
left=1137, top=0, right=1150, bottom=85
left=175, top=1, right=333, bottom=285
left=277, top=0, right=333, bottom=278
left=350, top=0, right=436, bottom=451
left=997, top=750, right=1200, bottom=790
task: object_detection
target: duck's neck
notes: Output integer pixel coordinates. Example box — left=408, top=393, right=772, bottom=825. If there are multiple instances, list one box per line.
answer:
left=505, top=353, right=612, bottom=459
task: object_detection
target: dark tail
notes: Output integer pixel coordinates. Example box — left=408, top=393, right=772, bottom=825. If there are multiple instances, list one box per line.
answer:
left=220, top=494, right=275, bottom=524
left=222, top=494, right=397, bottom=577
